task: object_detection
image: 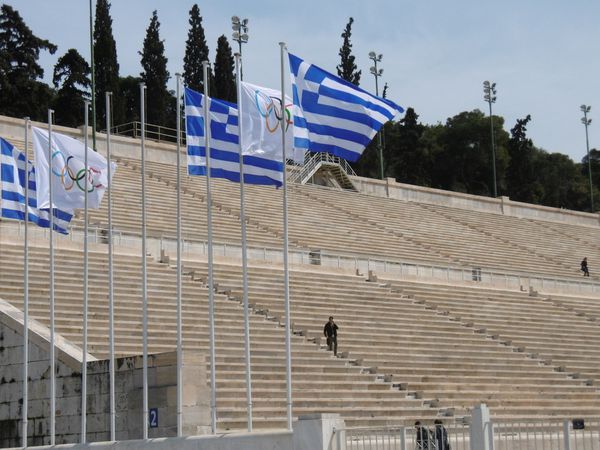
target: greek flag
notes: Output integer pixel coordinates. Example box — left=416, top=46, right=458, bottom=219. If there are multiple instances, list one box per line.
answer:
left=289, top=52, right=404, bottom=162
left=0, top=138, right=73, bottom=234
left=185, top=87, right=284, bottom=186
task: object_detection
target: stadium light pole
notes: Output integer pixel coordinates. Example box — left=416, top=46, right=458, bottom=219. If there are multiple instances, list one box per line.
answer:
left=581, top=104, right=594, bottom=212
left=369, top=51, right=384, bottom=180
left=483, top=80, right=497, bottom=198
left=231, top=16, right=249, bottom=81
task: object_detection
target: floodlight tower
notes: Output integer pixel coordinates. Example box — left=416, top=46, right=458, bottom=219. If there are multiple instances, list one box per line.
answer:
left=483, top=80, right=497, bottom=198
left=581, top=104, right=594, bottom=212
left=231, top=16, right=249, bottom=80
left=369, top=51, right=384, bottom=179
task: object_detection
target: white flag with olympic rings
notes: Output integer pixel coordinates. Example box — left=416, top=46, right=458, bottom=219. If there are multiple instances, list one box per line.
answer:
left=240, top=81, right=304, bottom=168
left=32, top=126, right=116, bottom=211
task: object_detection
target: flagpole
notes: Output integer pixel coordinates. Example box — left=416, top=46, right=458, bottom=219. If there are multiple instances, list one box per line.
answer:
left=140, top=82, right=149, bottom=440
left=89, top=0, right=96, bottom=152
left=47, top=108, right=56, bottom=446
left=175, top=73, right=183, bottom=437
left=279, top=42, right=293, bottom=431
left=22, top=116, right=30, bottom=448
left=81, top=100, right=90, bottom=444
left=234, top=52, right=253, bottom=432
left=203, top=60, right=217, bottom=434
left=105, top=91, right=116, bottom=441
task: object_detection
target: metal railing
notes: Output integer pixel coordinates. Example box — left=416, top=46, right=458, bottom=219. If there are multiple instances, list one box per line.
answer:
left=107, top=121, right=185, bottom=144
left=288, top=151, right=357, bottom=184
left=344, top=420, right=470, bottom=450
left=491, top=418, right=600, bottom=450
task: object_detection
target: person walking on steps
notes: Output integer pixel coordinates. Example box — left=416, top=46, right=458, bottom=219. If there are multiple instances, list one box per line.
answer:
left=323, top=316, right=338, bottom=356
left=581, top=257, right=590, bottom=277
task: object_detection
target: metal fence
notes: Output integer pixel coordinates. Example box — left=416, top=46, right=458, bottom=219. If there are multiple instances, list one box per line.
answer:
left=344, top=420, right=470, bottom=450
left=107, top=121, right=184, bottom=144
left=492, top=419, right=600, bottom=450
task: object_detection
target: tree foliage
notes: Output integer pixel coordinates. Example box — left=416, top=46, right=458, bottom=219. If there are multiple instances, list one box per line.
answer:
left=94, top=0, right=122, bottom=127
left=183, top=4, right=211, bottom=93
left=52, top=48, right=91, bottom=127
left=139, top=10, right=171, bottom=127
left=213, top=35, right=236, bottom=103
left=118, top=75, right=141, bottom=124
left=336, top=17, right=361, bottom=86
left=0, top=4, right=57, bottom=121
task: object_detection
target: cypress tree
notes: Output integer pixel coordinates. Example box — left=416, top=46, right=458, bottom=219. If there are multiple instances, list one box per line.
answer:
left=0, top=4, right=57, bottom=120
left=139, top=10, right=171, bottom=127
left=52, top=48, right=91, bottom=127
left=118, top=75, right=141, bottom=124
left=94, top=0, right=122, bottom=127
left=336, top=17, right=361, bottom=86
left=213, top=35, right=236, bottom=103
left=183, top=4, right=211, bottom=93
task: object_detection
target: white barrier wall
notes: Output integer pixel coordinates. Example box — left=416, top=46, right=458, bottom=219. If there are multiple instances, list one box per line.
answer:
left=4, top=430, right=293, bottom=450
left=0, top=299, right=210, bottom=446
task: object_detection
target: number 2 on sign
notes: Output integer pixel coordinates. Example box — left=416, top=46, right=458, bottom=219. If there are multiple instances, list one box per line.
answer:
left=149, top=408, right=158, bottom=428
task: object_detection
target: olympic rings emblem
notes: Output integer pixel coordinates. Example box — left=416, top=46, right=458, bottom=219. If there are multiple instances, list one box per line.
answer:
left=254, top=90, right=293, bottom=134
left=51, top=149, right=104, bottom=193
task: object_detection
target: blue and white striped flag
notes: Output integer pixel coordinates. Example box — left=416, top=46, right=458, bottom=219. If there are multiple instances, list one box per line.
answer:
left=0, top=137, right=73, bottom=234
left=185, top=87, right=285, bottom=186
left=289, top=52, right=404, bottom=162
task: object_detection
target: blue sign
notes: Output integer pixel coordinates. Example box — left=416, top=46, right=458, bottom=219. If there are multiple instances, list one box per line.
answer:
left=149, top=408, right=158, bottom=428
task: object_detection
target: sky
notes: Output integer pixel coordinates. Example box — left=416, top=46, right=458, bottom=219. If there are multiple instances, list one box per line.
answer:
left=7, top=0, right=600, bottom=162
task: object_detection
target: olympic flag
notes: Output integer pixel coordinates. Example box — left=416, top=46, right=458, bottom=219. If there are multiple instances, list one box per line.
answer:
left=32, top=127, right=116, bottom=210
left=240, top=81, right=304, bottom=172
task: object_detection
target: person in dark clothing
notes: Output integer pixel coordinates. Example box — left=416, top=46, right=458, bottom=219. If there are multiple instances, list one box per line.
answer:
left=581, top=257, right=590, bottom=277
left=323, top=316, right=338, bottom=356
left=434, top=419, right=450, bottom=450
left=414, top=421, right=432, bottom=450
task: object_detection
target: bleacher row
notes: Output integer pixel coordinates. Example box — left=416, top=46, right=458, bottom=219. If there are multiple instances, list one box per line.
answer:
left=1, top=131, right=600, bottom=430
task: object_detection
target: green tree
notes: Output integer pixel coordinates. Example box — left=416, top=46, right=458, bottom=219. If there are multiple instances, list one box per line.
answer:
left=580, top=148, right=600, bottom=211
left=537, top=152, right=588, bottom=210
left=351, top=140, right=379, bottom=179
left=388, top=108, right=430, bottom=186
left=506, top=115, right=544, bottom=203
left=0, top=4, right=57, bottom=121
left=52, top=48, right=91, bottom=127
left=213, top=35, right=236, bottom=103
left=118, top=75, right=141, bottom=125
left=94, top=0, right=122, bottom=127
left=183, top=4, right=211, bottom=93
left=140, top=10, right=171, bottom=127
left=429, top=110, right=509, bottom=196
left=336, top=17, right=361, bottom=86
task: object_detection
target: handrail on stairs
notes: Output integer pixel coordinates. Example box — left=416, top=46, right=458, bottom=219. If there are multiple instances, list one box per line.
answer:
left=288, top=152, right=356, bottom=185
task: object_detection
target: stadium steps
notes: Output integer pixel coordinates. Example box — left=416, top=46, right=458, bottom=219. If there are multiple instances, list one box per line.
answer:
left=0, top=240, right=443, bottom=430
left=417, top=202, right=584, bottom=278
left=172, top=257, right=600, bottom=419
left=379, top=278, right=600, bottom=413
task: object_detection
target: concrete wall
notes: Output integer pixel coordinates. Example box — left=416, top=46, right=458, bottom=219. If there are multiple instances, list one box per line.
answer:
left=351, top=176, right=600, bottom=228
left=0, top=298, right=210, bottom=447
